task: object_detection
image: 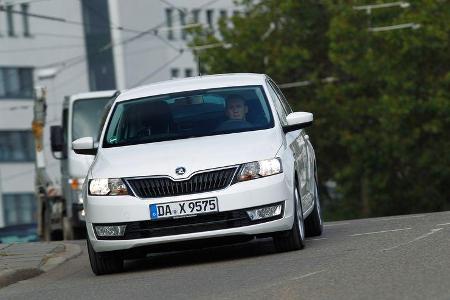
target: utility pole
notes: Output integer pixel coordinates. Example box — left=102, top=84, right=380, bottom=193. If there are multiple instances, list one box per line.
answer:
left=32, top=87, right=52, bottom=239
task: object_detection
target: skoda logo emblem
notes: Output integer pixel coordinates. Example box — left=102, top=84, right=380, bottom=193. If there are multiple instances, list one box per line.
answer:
left=175, top=167, right=186, bottom=175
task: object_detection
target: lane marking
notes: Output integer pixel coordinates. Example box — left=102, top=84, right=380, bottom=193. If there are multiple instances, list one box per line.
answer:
left=309, top=237, right=328, bottom=241
left=350, top=227, right=412, bottom=237
left=260, top=270, right=326, bottom=291
left=382, top=228, right=443, bottom=251
left=436, top=222, right=450, bottom=227
left=324, top=222, right=350, bottom=227
left=290, top=270, right=326, bottom=281
left=368, top=215, right=425, bottom=222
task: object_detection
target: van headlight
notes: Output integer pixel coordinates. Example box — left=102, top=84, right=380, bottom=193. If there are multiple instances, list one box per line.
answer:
left=236, top=158, right=283, bottom=182
left=89, top=178, right=129, bottom=196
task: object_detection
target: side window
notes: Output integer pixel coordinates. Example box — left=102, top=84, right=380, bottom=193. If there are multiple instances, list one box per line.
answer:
left=269, top=80, right=293, bottom=114
left=266, top=81, right=287, bottom=125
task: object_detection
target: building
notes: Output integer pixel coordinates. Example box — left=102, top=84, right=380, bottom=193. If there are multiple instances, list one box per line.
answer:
left=0, top=0, right=238, bottom=232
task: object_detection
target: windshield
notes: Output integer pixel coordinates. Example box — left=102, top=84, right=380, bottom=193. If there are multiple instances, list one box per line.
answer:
left=103, top=85, right=274, bottom=148
left=72, top=97, right=111, bottom=142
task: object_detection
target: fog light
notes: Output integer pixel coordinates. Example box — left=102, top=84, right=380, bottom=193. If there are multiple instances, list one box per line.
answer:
left=246, top=204, right=283, bottom=221
left=95, top=225, right=126, bottom=237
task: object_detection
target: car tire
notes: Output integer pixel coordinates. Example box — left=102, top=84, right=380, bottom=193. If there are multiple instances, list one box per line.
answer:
left=87, top=238, right=124, bottom=275
left=63, top=217, right=74, bottom=240
left=273, top=181, right=305, bottom=252
left=305, top=167, right=323, bottom=237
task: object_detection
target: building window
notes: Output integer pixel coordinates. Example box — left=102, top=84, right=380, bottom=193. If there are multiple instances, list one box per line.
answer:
left=21, top=3, right=30, bottom=37
left=179, top=9, right=187, bottom=40
left=6, top=5, right=15, bottom=37
left=220, top=10, right=227, bottom=20
left=2, top=194, right=36, bottom=226
left=0, top=131, right=35, bottom=162
left=206, top=9, right=214, bottom=29
left=0, top=67, right=33, bottom=99
left=170, top=68, right=179, bottom=78
left=192, top=9, right=200, bottom=24
left=185, top=68, right=193, bottom=77
left=165, top=8, right=174, bottom=40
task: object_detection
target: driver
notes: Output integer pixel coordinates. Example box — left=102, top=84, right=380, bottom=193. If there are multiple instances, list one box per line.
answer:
left=225, top=94, right=248, bottom=121
left=216, top=95, right=252, bottom=131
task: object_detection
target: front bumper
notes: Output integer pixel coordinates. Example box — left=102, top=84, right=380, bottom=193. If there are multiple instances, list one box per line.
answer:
left=86, top=173, right=294, bottom=252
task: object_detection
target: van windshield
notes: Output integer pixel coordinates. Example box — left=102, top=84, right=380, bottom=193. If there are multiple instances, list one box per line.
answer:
left=72, top=98, right=110, bottom=141
left=103, top=85, right=274, bottom=148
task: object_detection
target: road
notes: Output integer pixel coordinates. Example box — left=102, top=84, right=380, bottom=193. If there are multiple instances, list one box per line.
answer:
left=1, top=211, right=449, bottom=299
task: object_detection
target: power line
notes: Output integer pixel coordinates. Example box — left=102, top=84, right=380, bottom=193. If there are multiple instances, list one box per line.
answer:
left=1, top=0, right=227, bottom=90
left=131, top=51, right=185, bottom=87
left=36, top=0, right=223, bottom=71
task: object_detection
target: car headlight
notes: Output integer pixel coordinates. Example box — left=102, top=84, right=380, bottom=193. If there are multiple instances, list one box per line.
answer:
left=89, top=178, right=129, bottom=196
left=236, top=158, right=283, bottom=182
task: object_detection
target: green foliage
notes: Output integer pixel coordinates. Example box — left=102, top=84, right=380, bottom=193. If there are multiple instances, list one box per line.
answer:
left=188, top=0, right=450, bottom=220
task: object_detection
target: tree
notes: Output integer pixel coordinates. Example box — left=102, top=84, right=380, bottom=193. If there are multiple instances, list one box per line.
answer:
left=188, top=0, right=450, bottom=220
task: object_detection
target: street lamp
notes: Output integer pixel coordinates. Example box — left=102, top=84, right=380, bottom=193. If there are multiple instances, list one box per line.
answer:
left=353, top=1, right=411, bottom=14
left=353, top=1, right=421, bottom=32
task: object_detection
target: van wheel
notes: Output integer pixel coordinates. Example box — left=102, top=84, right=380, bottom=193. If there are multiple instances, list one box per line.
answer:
left=87, top=239, right=124, bottom=275
left=273, top=182, right=305, bottom=252
left=305, top=167, right=323, bottom=237
left=63, top=217, right=74, bottom=240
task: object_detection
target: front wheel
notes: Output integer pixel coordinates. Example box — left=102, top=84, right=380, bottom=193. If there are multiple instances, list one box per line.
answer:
left=87, top=239, right=124, bottom=275
left=305, top=170, right=323, bottom=237
left=273, top=182, right=305, bottom=252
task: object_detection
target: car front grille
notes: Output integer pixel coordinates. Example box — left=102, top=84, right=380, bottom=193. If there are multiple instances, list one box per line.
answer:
left=125, top=167, right=238, bottom=198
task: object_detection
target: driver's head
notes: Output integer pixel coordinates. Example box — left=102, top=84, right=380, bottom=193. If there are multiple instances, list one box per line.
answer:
left=225, top=95, right=248, bottom=120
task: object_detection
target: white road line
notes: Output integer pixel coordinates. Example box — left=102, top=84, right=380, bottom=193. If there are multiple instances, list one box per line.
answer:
left=309, top=237, right=329, bottom=241
left=290, top=270, right=326, bottom=281
left=369, top=215, right=425, bottom=222
left=350, top=227, right=412, bottom=237
left=261, top=270, right=326, bottom=291
left=436, top=222, right=450, bottom=227
left=382, top=228, right=443, bottom=251
left=324, top=222, right=350, bottom=227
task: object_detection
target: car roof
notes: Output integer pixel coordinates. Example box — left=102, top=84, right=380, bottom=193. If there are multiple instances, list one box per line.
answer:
left=69, top=90, right=118, bottom=102
left=116, top=73, right=268, bottom=102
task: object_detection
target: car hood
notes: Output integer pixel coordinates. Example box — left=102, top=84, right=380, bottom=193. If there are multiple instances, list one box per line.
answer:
left=91, top=129, right=282, bottom=179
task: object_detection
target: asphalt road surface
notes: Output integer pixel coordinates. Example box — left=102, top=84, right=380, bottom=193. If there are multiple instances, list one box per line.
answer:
left=1, top=211, right=450, bottom=300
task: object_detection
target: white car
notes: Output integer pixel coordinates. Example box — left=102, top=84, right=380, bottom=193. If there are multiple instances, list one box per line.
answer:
left=74, top=73, right=323, bottom=275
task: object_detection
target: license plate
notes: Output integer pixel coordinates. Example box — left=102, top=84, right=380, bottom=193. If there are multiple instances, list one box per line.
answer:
left=149, top=198, right=218, bottom=220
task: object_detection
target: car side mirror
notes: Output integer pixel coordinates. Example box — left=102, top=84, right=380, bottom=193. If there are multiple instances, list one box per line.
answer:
left=283, top=112, right=313, bottom=133
left=50, top=125, right=64, bottom=152
left=72, top=137, right=97, bottom=155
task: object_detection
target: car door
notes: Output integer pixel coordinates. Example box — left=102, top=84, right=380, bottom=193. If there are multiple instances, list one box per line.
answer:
left=268, top=79, right=315, bottom=212
left=266, top=79, right=312, bottom=212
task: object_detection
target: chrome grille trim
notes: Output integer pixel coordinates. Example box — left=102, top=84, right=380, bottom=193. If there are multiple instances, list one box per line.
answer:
left=125, top=166, right=239, bottom=198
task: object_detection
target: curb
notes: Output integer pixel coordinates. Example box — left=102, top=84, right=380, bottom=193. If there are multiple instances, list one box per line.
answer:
left=0, top=243, right=82, bottom=289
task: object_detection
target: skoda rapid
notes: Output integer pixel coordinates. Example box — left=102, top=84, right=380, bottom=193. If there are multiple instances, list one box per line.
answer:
left=73, top=74, right=323, bottom=275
